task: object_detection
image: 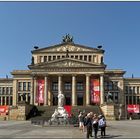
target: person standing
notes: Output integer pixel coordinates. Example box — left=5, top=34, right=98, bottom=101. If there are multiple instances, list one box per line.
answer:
left=78, top=112, right=85, bottom=132
left=92, top=114, right=99, bottom=138
left=84, top=113, right=93, bottom=138
left=98, top=115, right=106, bottom=138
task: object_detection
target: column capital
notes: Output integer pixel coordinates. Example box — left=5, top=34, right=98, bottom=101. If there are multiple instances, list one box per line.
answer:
left=72, top=74, right=77, bottom=77
left=86, top=74, right=91, bottom=77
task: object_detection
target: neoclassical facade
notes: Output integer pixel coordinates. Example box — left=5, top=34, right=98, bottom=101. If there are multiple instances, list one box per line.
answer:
left=0, top=35, right=140, bottom=119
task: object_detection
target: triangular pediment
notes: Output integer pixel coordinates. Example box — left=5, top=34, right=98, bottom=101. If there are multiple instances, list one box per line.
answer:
left=29, top=58, right=105, bottom=69
left=32, top=43, right=104, bottom=53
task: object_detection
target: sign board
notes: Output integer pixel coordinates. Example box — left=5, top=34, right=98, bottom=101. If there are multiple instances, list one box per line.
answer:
left=0, top=106, right=9, bottom=115
left=127, top=104, right=140, bottom=113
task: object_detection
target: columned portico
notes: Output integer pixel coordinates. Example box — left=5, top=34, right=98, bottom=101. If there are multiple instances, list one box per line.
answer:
left=72, top=75, right=76, bottom=106
left=100, top=74, right=104, bottom=104
left=86, top=74, right=90, bottom=105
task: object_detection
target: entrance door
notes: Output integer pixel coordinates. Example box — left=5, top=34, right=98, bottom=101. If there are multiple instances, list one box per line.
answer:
left=77, top=92, right=83, bottom=106
left=65, top=92, right=71, bottom=105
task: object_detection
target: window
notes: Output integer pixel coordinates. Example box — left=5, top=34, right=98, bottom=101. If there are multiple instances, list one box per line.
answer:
left=18, top=82, right=22, bottom=91
left=89, top=55, right=91, bottom=62
left=75, top=55, right=78, bottom=59
left=65, top=82, right=71, bottom=90
left=44, top=56, right=47, bottom=62
left=108, top=81, right=113, bottom=90
left=62, top=55, right=65, bottom=58
left=125, top=86, right=128, bottom=94
left=71, top=55, right=74, bottom=58
left=113, top=81, right=118, bottom=90
left=129, top=87, right=132, bottom=94
left=48, top=56, right=51, bottom=61
left=10, top=87, right=13, bottom=94
left=52, top=82, right=58, bottom=91
left=53, top=56, right=56, bottom=60
left=84, top=55, right=87, bottom=61
left=0, top=87, right=1, bottom=94
left=133, top=87, right=136, bottom=94
left=57, top=56, right=60, bottom=59
left=80, top=55, right=82, bottom=60
left=137, top=87, right=139, bottom=94
left=77, top=82, right=84, bottom=91
left=27, top=82, right=31, bottom=91
left=114, top=92, right=118, bottom=103
left=23, top=82, right=26, bottom=91
left=2, top=87, right=5, bottom=94
left=6, top=87, right=9, bottom=94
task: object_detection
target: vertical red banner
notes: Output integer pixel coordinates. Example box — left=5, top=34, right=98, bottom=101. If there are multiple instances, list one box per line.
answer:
left=36, top=80, right=44, bottom=104
left=90, top=79, right=100, bottom=104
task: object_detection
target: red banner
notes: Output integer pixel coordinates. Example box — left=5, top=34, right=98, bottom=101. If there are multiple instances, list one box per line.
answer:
left=0, top=106, right=9, bottom=115
left=127, top=104, right=140, bottom=113
left=36, top=80, right=44, bottom=104
left=90, top=79, right=100, bottom=104
left=64, top=105, right=71, bottom=117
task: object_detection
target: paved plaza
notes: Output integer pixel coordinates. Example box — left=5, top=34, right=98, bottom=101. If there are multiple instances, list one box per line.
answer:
left=0, top=120, right=140, bottom=139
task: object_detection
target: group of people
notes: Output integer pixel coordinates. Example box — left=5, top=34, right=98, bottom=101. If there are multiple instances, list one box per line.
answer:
left=78, top=111, right=106, bottom=139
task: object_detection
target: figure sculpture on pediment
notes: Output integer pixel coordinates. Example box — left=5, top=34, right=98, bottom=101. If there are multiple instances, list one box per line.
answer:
left=62, top=34, right=73, bottom=43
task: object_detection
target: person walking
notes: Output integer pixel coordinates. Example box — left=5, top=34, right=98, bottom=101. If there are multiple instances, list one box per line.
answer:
left=98, top=115, right=106, bottom=138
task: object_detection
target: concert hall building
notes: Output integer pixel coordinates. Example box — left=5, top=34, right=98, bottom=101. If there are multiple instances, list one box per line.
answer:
left=0, top=35, right=140, bottom=120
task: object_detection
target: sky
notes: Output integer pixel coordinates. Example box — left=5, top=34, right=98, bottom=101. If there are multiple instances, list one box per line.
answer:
left=0, top=1, right=140, bottom=78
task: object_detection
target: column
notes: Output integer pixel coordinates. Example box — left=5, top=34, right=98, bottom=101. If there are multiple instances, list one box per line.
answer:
left=0, top=96, right=2, bottom=105
left=86, top=74, right=90, bottom=105
left=30, top=76, right=34, bottom=105
left=44, top=76, right=48, bottom=105
left=100, top=74, right=104, bottom=105
left=5, top=96, right=7, bottom=105
left=58, top=75, right=62, bottom=93
left=1, top=96, right=3, bottom=105
left=13, top=79, right=17, bottom=106
left=26, top=94, right=28, bottom=102
left=48, top=78, right=52, bottom=106
left=34, top=78, right=37, bottom=105
left=72, top=75, right=76, bottom=106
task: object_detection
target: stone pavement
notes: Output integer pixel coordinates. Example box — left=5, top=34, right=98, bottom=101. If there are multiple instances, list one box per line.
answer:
left=0, top=120, right=140, bottom=139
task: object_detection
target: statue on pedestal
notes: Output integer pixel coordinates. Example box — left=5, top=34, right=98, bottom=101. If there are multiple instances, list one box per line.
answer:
left=49, top=91, right=68, bottom=125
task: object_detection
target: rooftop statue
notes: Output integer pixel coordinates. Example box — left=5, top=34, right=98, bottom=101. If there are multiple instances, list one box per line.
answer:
left=62, top=34, right=73, bottom=43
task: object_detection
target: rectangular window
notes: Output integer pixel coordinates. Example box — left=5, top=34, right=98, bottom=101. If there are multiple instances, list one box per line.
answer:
left=80, top=55, right=82, bottom=60
left=44, top=56, right=47, bottom=62
left=104, top=82, right=108, bottom=90
left=113, top=81, right=118, bottom=90
left=114, top=92, right=118, bottom=103
left=137, top=87, right=139, bottom=94
left=27, top=82, right=31, bottom=91
left=129, top=87, right=132, bottom=94
left=84, top=55, right=87, bottom=61
left=52, top=82, right=58, bottom=91
left=75, top=55, right=78, bottom=59
left=65, top=82, right=71, bottom=90
left=133, top=87, right=135, bottom=94
left=6, top=87, right=9, bottom=94
left=126, top=96, right=128, bottom=105
left=125, top=86, right=128, bottom=94
left=18, top=82, right=22, bottom=91
left=10, top=87, right=13, bottom=94
left=57, top=56, right=60, bottom=59
left=23, top=82, right=26, bottom=91
left=89, top=55, right=91, bottom=61
left=2, top=87, right=5, bottom=94
left=53, top=56, right=56, bottom=60
left=62, top=55, right=65, bottom=58
left=48, top=56, right=51, bottom=61
left=108, top=81, right=113, bottom=90
left=77, top=82, right=84, bottom=91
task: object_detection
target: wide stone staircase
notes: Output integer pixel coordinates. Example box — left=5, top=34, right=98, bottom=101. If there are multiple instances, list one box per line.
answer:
left=30, top=105, right=103, bottom=125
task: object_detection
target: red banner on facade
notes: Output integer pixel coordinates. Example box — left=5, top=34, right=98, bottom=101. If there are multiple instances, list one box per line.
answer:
left=64, top=105, right=71, bottom=117
left=90, top=79, right=100, bottom=104
left=127, top=104, right=140, bottom=113
left=0, top=106, right=9, bottom=115
left=36, top=80, right=45, bottom=104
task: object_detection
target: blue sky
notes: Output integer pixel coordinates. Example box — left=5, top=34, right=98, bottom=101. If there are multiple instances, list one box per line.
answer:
left=0, top=1, right=140, bottom=78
